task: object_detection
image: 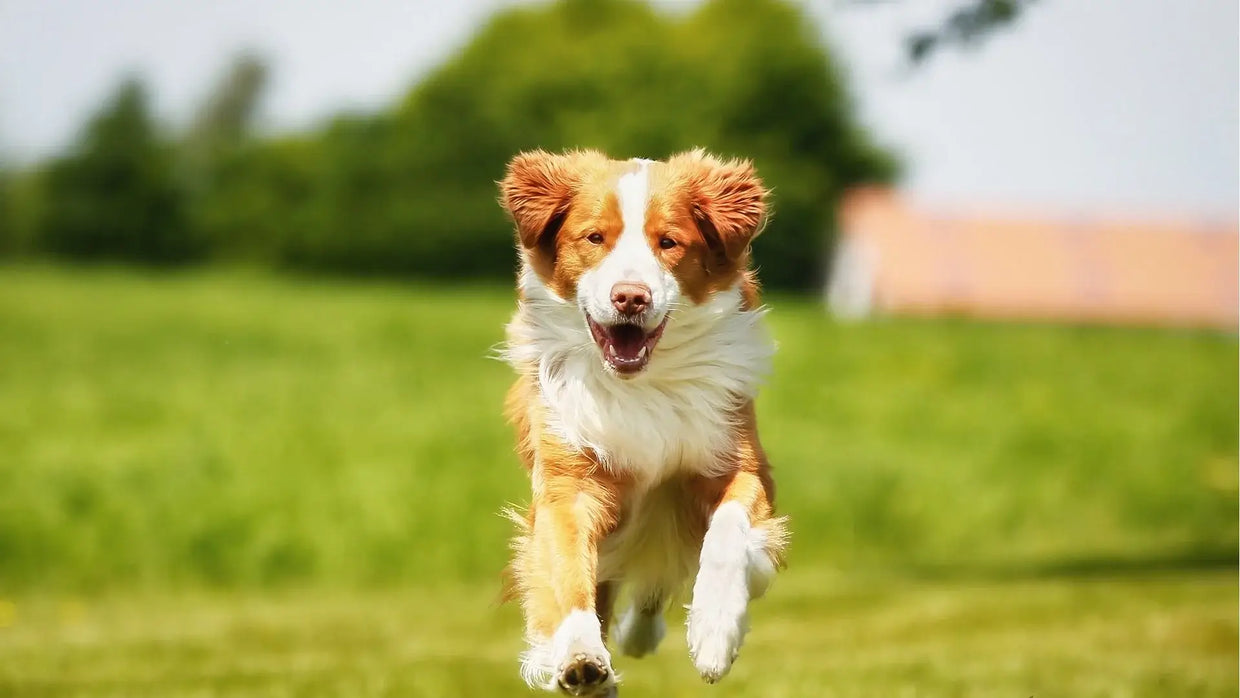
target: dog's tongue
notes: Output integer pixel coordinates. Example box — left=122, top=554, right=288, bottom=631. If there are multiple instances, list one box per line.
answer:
left=608, top=324, right=646, bottom=359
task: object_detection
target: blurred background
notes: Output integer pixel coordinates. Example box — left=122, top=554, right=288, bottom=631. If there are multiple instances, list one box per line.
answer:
left=0, top=1, right=1236, bottom=696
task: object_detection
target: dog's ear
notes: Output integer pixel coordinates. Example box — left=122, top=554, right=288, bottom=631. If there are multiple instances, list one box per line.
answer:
left=499, top=150, right=596, bottom=251
left=670, top=149, right=768, bottom=266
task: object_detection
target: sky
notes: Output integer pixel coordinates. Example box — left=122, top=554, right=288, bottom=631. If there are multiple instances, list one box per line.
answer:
left=1, top=0, right=1236, bottom=219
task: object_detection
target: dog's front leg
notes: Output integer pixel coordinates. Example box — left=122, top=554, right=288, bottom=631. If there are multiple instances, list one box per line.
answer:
left=686, top=428, right=787, bottom=683
left=518, top=457, right=623, bottom=696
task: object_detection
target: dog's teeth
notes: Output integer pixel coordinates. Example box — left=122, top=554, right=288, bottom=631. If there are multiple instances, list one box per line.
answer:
left=606, top=345, right=617, bottom=358
left=637, top=346, right=648, bottom=360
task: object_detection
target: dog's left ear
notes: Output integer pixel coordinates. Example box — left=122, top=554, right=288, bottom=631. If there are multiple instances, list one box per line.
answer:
left=670, top=149, right=768, bottom=265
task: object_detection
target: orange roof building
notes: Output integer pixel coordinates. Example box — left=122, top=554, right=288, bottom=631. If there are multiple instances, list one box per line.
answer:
left=827, top=189, right=1238, bottom=330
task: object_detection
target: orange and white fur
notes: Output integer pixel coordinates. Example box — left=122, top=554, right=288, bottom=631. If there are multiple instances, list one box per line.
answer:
left=500, top=149, right=788, bottom=696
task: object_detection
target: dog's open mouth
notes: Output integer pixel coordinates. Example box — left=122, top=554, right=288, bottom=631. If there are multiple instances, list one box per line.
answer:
left=587, top=315, right=669, bottom=375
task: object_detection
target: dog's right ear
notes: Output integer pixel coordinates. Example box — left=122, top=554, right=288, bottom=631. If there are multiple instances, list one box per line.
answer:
left=499, top=150, right=595, bottom=251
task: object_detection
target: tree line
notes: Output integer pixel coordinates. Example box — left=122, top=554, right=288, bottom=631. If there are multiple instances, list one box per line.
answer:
left=0, top=0, right=897, bottom=290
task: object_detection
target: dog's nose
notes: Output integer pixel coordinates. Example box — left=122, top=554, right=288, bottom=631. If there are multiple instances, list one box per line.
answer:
left=611, top=282, right=651, bottom=315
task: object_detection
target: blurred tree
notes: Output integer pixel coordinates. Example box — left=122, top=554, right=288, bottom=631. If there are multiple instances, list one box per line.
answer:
left=0, top=169, right=50, bottom=257
left=259, top=0, right=896, bottom=287
left=185, top=52, right=268, bottom=160
left=38, top=77, right=196, bottom=262
left=195, top=133, right=323, bottom=264
left=0, top=167, right=10, bottom=255
left=15, top=0, right=897, bottom=287
left=182, top=53, right=275, bottom=260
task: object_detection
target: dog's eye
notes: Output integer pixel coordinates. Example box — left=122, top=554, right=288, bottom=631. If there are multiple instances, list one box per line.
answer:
left=587, top=232, right=604, bottom=245
left=658, top=237, right=677, bottom=250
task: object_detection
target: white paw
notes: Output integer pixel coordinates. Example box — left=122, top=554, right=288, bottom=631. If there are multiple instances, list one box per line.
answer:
left=686, top=585, right=747, bottom=683
left=523, top=610, right=616, bottom=695
left=612, top=604, right=666, bottom=658
left=687, top=502, right=754, bottom=683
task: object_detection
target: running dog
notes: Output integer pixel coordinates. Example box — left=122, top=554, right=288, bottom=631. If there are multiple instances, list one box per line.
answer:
left=500, top=149, right=788, bottom=696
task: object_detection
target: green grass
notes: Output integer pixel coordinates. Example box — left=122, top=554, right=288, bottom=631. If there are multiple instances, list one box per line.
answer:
left=0, top=265, right=1233, bottom=588
left=0, top=572, right=1234, bottom=697
left=0, top=265, right=1235, bottom=696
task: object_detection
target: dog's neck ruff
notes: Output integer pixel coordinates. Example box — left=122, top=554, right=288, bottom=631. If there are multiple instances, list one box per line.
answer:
left=504, top=267, right=774, bottom=480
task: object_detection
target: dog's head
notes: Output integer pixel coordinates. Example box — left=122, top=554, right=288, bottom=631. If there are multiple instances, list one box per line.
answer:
left=500, top=149, right=767, bottom=377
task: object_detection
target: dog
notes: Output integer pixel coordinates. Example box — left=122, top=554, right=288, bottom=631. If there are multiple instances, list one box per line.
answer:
left=499, top=148, right=788, bottom=696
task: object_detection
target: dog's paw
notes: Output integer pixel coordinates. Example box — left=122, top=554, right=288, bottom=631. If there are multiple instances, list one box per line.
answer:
left=612, top=605, right=665, bottom=658
left=686, top=565, right=748, bottom=682
left=544, top=610, right=615, bottom=696
left=686, top=602, right=745, bottom=683
left=522, top=610, right=617, bottom=694
left=557, top=652, right=616, bottom=696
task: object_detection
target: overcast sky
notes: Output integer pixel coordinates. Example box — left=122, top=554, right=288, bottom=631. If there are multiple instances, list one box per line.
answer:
left=1, top=0, right=1235, bottom=218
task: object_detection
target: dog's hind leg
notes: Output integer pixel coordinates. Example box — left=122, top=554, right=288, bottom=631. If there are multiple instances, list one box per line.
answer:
left=612, top=589, right=667, bottom=658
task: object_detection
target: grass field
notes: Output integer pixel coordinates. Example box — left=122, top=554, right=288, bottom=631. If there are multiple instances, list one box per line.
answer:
left=0, top=265, right=1235, bottom=696
left=2, top=572, right=1234, bottom=697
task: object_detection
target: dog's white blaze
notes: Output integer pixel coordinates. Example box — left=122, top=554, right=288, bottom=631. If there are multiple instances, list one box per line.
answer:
left=576, top=159, right=678, bottom=329
left=616, top=159, right=651, bottom=258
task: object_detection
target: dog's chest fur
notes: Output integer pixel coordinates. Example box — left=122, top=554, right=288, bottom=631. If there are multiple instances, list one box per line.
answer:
left=505, top=277, right=774, bottom=481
